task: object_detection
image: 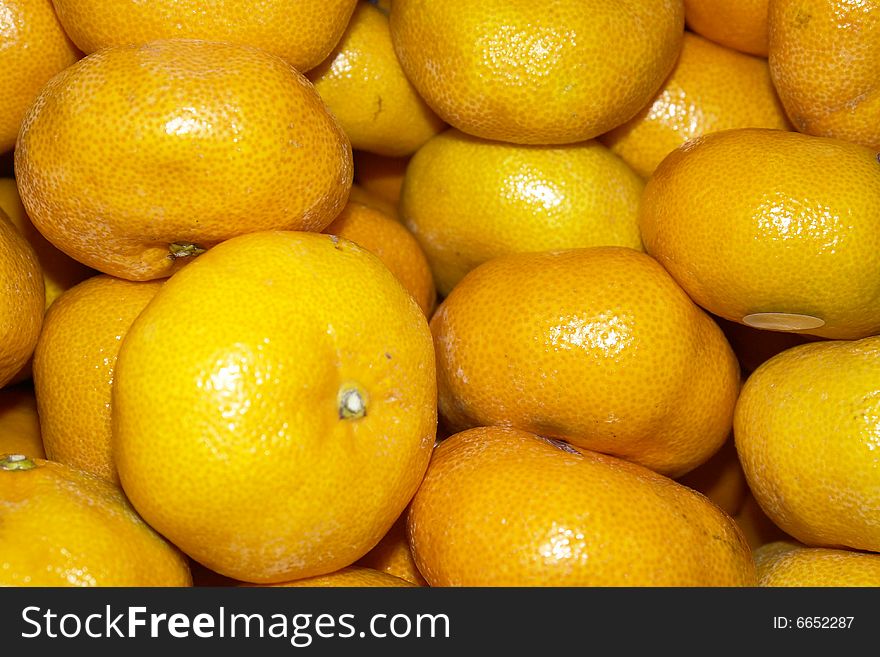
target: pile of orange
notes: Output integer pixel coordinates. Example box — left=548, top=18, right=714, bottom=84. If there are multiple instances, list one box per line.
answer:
left=2, top=0, right=880, bottom=588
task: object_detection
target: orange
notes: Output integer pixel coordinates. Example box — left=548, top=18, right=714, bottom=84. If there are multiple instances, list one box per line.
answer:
left=389, top=0, right=684, bottom=144
left=0, top=385, right=44, bottom=458
left=684, top=0, right=771, bottom=56
left=249, top=566, right=416, bottom=588
left=735, top=335, right=880, bottom=553
left=677, top=437, right=748, bottom=516
left=0, top=209, right=43, bottom=388
left=308, top=2, right=445, bottom=157
left=323, top=201, right=436, bottom=316
left=755, top=541, right=880, bottom=587
left=0, top=178, right=93, bottom=309
left=354, top=151, right=408, bottom=205
left=0, top=454, right=191, bottom=586
left=409, top=427, right=756, bottom=586
left=639, top=128, right=880, bottom=340
left=113, top=231, right=436, bottom=583
left=348, top=184, right=400, bottom=222
left=50, top=0, right=357, bottom=73
left=769, top=0, right=880, bottom=150
left=15, top=39, right=353, bottom=281
left=601, top=33, right=790, bottom=178
left=401, top=129, right=645, bottom=297
left=33, top=275, right=162, bottom=483
left=357, top=512, right=429, bottom=586
left=734, top=494, right=793, bottom=550
left=430, top=247, right=740, bottom=478
left=0, top=0, right=80, bottom=153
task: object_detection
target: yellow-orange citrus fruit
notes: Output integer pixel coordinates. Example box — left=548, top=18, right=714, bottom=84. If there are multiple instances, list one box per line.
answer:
left=735, top=336, right=880, bottom=552
left=431, top=247, right=740, bottom=477
left=401, top=129, right=644, bottom=297
left=15, top=39, right=353, bottom=281
left=348, top=184, right=400, bottom=222
left=755, top=541, right=880, bottom=587
left=409, top=427, right=756, bottom=586
left=323, top=201, right=436, bottom=316
left=113, top=231, right=436, bottom=583
left=33, top=275, right=162, bottom=483
left=601, top=33, right=790, bottom=178
left=357, top=512, right=429, bottom=586
left=50, top=0, right=357, bottom=73
left=677, top=437, right=748, bottom=516
left=0, top=385, right=44, bottom=458
left=354, top=151, right=408, bottom=205
left=0, top=178, right=93, bottom=309
left=684, top=0, right=770, bottom=56
left=734, top=494, right=793, bottom=550
left=249, top=566, right=416, bottom=588
left=390, top=0, right=685, bottom=144
left=0, top=0, right=80, bottom=153
left=714, top=315, right=822, bottom=376
left=0, top=454, right=191, bottom=586
left=769, top=0, right=880, bottom=150
left=308, top=2, right=444, bottom=157
left=0, top=209, right=43, bottom=388
left=639, top=128, right=880, bottom=340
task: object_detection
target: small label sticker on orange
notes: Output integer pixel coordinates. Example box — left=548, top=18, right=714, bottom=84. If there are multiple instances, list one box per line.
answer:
left=741, top=312, right=825, bottom=332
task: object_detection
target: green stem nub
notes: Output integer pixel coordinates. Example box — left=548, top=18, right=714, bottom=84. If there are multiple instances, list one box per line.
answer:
left=0, top=454, right=37, bottom=471
left=338, top=385, right=367, bottom=420
left=169, top=242, right=206, bottom=259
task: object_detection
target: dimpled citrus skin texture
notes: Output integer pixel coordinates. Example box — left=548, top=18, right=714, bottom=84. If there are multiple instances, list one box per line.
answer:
left=356, top=512, right=429, bottom=586
left=390, top=0, right=685, bottom=145
left=113, top=231, right=436, bottom=583
left=34, top=275, right=162, bottom=483
left=734, top=337, right=880, bottom=553
left=251, top=566, right=417, bottom=588
left=50, top=0, right=357, bottom=72
left=308, top=2, right=444, bottom=157
left=769, top=0, right=880, bottom=150
left=15, top=39, right=353, bottom=281
left=323, top=201, right=436, bottom=316
left=0, top=210, right=43, bottom=388
left=601, top=33, right=790, bottom=178
left=0, top=0, right=80, bottom=153
left=401, top=129, right=645, bottom=297
left=409, top=427, right=756, bottom=587
left=639, top=128, right=880, bottom=340
left=685, top=0, right=771, bottom=56
left=0, top=386, right=45, bottom=458
left=431, top=247, right=740, bottom=478
left=0, top=179, right=93, bottom=309
left=755, top=542, right=880, bottom=587
left=0, top=457, right=192, bottom=586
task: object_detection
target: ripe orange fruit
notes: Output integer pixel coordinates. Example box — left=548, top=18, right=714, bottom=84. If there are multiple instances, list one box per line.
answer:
left=0, top=209, right=43, bottom=388
left=409, top=427, right=756, bottom=586
left=639, top=128, right=880, bottom=340
left=769, top=0, right=880, bottom=150
left=357, top=512, right=429, bottom=586
left=431, top=247, right=740, bottom=477
left=0, top=0, right=80, bottom=153
left=677, top=437, right=748, bottom=516
left=734, top=494, right=793, bottom=550
left=601, top=33, right=790, bottom=178
left=323, top=201, right=436, bottom=316
left=735, top=336, right=880, bottom=553
left=113, top=231, right=436, bottom=583
left=401, top=130, right=644, bottom=297
left=755, top=541, right=880, bottom=587
left=33, top=275, right=162, bottom=483
left=684, top=0, right=770, bottom=56
left=390, top=0, right=685, bottom=144
left=308, top=2, right=444, bottom=157
left=0, top=178, right=93, bottom=309
left=0, top=454, right=191, bottom=586
left=354, top=151, right=408, bottom=206
left=15, top=39, right=353, bottom=281
left=348, top=184, right=400, bottom=222
left=250, top=566, right=416, bottom=588
left=0, top=385, right=44, bottom=459
left=50, top=0, right=357, bottom=73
